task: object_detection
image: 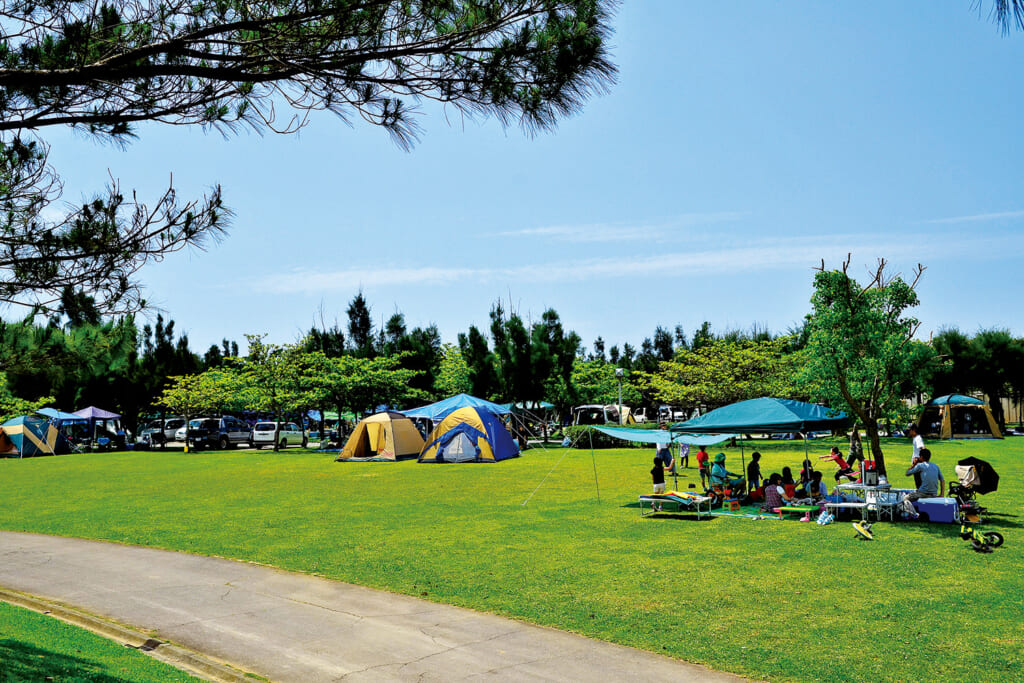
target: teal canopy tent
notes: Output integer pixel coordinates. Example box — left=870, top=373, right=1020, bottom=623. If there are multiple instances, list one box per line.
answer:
left=673, top=397, right=849, bottom=434
left=671, top=398, right=850, bottom=487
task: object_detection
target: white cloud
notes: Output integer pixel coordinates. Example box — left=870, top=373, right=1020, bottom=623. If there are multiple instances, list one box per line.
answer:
left=253, top=230, right=1022, bottom=295
left=920, top=210, right=1024, bottom=224
left=495, top=211, right=749, bottom=243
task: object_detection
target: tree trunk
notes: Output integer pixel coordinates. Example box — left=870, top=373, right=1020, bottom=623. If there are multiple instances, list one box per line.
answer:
left=864, top=419, right=887, bottom=477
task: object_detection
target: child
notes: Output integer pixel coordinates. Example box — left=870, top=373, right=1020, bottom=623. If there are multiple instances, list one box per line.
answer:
left=651, top=456, right=666, bottom=494
left=746, top=452, right=763, bottom=491
left=820, top=446, right=857, bottom=482
left=696, top=446, right=710, bottom=488
left=781, top=466, right=797, bottom=500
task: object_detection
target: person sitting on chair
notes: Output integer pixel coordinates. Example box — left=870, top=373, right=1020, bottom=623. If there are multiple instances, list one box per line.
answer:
left=710, top=452, right=745, bottom=494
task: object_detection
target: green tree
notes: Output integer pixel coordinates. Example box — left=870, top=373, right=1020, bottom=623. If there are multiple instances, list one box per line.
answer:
left=346, top=292, right=375, bottom=357
left=435, top=343, right=473, bottom=397
left=234, top=334, right=310, bottom=451
left=310, top=353, right=422, bottom=418
left=0, top=372, right=52, bottom=422
left=636, top=338, right=801, bottom=415
left=557, top=358, right=642, bottom=408
left=155, top=370, right=245, bottom=450
left=798, top=257, right=935, bottom=474
left=458, top=325, right=500, bottom=400
left=0, top=1, right=615, bottom=314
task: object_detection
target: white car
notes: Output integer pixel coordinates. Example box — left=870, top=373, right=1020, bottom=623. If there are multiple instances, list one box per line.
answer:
left=252, top=421, right=307, bottom=449
left=140, top=417, right=186, bottom=445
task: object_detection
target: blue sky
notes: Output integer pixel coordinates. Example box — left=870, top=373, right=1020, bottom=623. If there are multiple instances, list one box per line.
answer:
left=39, top=2, right=1024, bottom=354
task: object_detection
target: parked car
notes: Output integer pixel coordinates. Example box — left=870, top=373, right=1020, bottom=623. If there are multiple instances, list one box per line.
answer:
left=185, top=416, right=253, bottom=450
left=252, top=421, right=307, bottom=449
left=139, top=417, right=186, bottom=446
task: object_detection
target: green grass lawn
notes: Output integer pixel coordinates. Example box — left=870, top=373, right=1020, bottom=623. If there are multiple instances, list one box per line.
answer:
left=1, top=438, right=1022, bottom=682
left=0, top=601, right=201, bottom=682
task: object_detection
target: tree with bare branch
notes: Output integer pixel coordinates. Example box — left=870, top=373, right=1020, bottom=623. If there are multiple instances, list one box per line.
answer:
left=0, top=0, right=617, bottom=317
left=798, top=255, right=935, bottom=475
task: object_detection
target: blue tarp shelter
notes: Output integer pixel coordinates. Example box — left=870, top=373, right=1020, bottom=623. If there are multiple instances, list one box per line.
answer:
left=37, top=407, right=85, bottom=423
left=403, top=393, right=510, bottom=421
left=673, top=398, right=849, bottom=434
left=592, top=426, right=739, bottom=446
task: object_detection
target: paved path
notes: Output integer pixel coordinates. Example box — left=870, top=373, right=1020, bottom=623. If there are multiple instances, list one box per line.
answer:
left=0, top=532, right=745, bottom=682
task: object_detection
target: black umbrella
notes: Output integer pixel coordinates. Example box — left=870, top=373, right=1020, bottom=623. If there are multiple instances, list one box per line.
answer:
left=957, top=456, right=999, bottom=495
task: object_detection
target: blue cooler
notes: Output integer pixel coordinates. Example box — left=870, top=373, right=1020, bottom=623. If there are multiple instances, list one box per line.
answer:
left=913, top=497, right=959, bottom=523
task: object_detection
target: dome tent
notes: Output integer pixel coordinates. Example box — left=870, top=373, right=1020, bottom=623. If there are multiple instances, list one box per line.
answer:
left=918, top=395, right=1002, bottom=440
left=418, top=406, right=519, bottom=463
left=336, top=411, right=425, bottom=462
left=0, top=415, right=72, bottom=457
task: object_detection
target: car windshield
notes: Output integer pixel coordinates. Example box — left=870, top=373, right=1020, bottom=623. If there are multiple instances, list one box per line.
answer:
left=147, top=420, right=163, bottom=429
left=188, top=419, right=204, bottom=428
left=255, top=423, right=275, bottom=431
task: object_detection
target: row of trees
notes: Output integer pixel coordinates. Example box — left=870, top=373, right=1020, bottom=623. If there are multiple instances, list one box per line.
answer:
left=4, top=260, right=1024, bottom=467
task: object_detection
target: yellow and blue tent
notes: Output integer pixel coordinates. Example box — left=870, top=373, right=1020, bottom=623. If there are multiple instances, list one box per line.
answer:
left=418, top=406, right=520, bottom=463
left=0, top=415, right=72, bottom=458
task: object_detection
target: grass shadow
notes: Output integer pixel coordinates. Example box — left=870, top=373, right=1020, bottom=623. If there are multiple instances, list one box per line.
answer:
left=0, top=638, right=136, bottom=682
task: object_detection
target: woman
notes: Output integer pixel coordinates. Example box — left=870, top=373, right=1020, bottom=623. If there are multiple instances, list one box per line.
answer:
left=762, top=473, right=793, bottom=511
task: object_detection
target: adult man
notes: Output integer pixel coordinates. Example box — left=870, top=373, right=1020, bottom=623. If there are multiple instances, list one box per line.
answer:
left=908, top=423, right=925, bottom=487
left=900, top=448, right=945, bottom=519
left=655, top=442, right=674, bottom=473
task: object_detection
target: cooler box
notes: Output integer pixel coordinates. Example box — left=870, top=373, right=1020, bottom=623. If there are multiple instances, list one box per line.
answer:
left=912, top=497, right=959, bottom=523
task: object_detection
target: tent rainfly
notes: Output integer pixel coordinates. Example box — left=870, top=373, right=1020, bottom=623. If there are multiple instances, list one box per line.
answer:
left=402, top=393, right=511, bottom=421
left=918, top=395, right=1002, bottom=440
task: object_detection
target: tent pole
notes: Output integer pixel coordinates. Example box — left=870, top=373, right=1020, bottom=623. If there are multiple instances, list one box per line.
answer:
left=739, top=441, right=745, bottom=494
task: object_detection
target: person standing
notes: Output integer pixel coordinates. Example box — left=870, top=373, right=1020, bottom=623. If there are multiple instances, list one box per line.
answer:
left=847, top=429, right=864, bottom=473
left=746, top=451, right=763, bottom=492
left=651, top=456, right=666, bottom=494
left=655, top=442, right=674, bottom=473
left=678, top=442, right=690, bottom=469
left=696, top=446, right=710, bottom=488
left=908, top=423, right=925, bottom=487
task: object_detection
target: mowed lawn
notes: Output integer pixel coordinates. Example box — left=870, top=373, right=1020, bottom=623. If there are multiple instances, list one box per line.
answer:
left=0, top=600, right=202, bottom=682
left=1, top=437, right=1022, bottom=682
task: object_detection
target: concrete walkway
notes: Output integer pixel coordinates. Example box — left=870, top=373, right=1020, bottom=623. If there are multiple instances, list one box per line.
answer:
left=0, top=532, right=745, bottom=682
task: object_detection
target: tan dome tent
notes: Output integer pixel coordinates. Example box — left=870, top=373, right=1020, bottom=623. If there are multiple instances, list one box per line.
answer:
left=336, top=411, right=425, bottom=462
left=918, top=395, right=1002, bottom=440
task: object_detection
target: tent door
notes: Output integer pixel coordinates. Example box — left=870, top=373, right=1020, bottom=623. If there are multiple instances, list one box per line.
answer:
left=442, top=433, right=479, bottom=462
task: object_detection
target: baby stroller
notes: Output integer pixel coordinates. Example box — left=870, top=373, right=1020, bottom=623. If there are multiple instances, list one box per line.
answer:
left=949, top=456, right=999, bottom=522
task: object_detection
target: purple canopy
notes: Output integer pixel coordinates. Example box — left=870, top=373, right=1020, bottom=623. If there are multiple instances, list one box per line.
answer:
left=73, top=406, right=121, bottom=420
